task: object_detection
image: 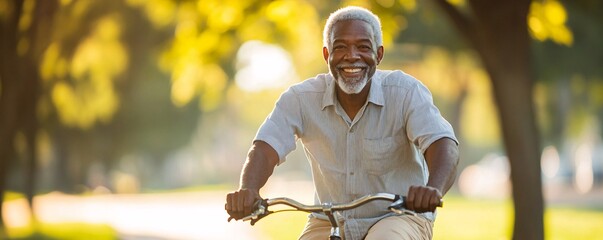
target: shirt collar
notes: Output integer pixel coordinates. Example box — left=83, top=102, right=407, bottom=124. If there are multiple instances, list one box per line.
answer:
left=321, top=74, right=336, bottom=110
left=367, top=71, right=385, bottom=107
left=322, top=71, right=385, bottom=110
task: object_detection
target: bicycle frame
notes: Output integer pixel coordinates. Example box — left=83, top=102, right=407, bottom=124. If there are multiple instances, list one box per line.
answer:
left=241, top=193, right=441, bottom=240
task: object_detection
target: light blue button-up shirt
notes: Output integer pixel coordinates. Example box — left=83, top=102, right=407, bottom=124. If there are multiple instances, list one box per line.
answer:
left=255, top=69, right=457, bottom=239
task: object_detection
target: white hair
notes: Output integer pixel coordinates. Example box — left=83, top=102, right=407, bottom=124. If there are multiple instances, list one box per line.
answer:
left=323, top=6, right=383, bottom=50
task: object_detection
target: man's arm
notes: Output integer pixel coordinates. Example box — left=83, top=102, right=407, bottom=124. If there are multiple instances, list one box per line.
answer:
left=424, top=137, right=459, bottom=194
left=225, top=140, right=280, bottom=221
left=406, top=137, right=459, bottom=212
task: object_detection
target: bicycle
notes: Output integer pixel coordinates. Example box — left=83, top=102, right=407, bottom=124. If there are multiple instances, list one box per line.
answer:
left=232, top=192, right=443, bottom=240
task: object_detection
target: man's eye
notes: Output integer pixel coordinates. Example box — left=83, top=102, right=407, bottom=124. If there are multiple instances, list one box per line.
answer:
left=334, top=45, right=345, bottom=50
left=359, top=45, right=371, bottom=50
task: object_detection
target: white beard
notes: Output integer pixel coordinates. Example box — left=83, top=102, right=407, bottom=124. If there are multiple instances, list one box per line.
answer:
left=335, top=71, right=369, bottom=94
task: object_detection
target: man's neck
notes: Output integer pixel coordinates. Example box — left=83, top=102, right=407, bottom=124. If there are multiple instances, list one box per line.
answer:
left=336, top=83, right=370, bottom=121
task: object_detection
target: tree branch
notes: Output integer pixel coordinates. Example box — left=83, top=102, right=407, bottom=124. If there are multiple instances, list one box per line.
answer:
left=431, top=0, right=478, bottom=48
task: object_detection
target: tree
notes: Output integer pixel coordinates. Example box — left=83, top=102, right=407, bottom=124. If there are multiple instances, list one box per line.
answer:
left=0, top=0, right=24, bottom=230
left=433, top=0, right=544, bottom=239
left=0, top=0, right=59, bottom=231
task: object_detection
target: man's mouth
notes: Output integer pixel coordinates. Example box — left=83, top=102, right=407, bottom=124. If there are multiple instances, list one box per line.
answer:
left=338, top=66, right=366, bottom=78
left=342, top=68, right=362, bottom=73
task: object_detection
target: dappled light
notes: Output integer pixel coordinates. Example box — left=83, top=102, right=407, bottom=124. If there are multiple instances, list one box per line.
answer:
left=235, top=41, right=297, bottom=92
left=42, top=15, right=127, bottom=129
left=459, top=69, right=501, bottom=145
left=416, top=48, right=468, bottom=101
left=528, top=0, right=573, bottom=45
left=126, top=0, right=175, bottom=28
left=574, top=143, right=594, bottom=194
left=541, top=146, right=561, bottom=179
left=170, top=62, right=227, bottom=111
left=458, top=154, right=510, bottom=199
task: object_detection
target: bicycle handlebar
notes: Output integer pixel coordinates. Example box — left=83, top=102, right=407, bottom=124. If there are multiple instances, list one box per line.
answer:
left=266, top=193, right=398, bottom=212
left=240, top=192, right=443, bottom=224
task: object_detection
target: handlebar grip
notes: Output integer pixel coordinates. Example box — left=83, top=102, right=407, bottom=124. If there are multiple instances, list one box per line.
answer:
left=399, top=196, right=443, bottom=207
left=400, top=196, right=444, bottom=208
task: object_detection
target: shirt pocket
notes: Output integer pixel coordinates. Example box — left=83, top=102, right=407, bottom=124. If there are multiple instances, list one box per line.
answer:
left=362, top=136, right=398, bottom=175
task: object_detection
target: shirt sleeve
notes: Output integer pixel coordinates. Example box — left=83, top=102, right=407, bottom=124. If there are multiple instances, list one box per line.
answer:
left=404, top=81, right=458, bottom=154
left=254, top=87, right=303, bottom=164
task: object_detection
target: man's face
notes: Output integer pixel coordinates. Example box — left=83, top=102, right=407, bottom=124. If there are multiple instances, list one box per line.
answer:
left=323, top=20, right=384, bottom=95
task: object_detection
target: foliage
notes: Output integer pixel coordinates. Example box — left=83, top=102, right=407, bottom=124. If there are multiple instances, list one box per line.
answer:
left=39, top=1, right=128, bottom=130
left=128, top=0, right=325, bottom=111
left=532, top=0, right=603, bottom=144
left=529, top=0, right=573, bottom=45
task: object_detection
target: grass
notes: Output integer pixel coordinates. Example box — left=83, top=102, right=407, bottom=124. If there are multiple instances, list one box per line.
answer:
left=255, top=211, right=309, bottom=239
left=544, top=208, right=603, bottom=240
left=4, top=191, right=26, bottom=201
left=434, top=196, right=513, bottom=239
left=4, top=222, right=117, bottom=240
left=254, top=196, right=603, bottom=240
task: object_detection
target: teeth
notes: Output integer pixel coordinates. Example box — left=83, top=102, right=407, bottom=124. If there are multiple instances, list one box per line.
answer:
left=342, top=68, right=362, bottom=73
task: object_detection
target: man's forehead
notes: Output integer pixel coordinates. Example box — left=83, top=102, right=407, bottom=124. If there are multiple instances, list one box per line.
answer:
left=330, top=20, right=374, bottom=41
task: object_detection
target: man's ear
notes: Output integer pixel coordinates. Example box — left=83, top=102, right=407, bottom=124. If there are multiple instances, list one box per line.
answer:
left=377, top=46, right=384, bottom=64
left=322, top=47, right=329, bottom=63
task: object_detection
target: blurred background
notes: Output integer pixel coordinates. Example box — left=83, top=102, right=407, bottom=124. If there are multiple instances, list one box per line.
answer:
left=1, top=0, right=602, bottom=239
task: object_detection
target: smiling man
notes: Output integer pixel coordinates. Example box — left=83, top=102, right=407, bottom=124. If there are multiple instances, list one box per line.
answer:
left=226, top=6, right=459, bottom=240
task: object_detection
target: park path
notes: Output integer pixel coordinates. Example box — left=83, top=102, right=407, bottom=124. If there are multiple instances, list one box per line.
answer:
left=5, top=191, right=263, bottom=239
left=4, top=179, right=314, bottom=240
left=3, top=180, right=313, bottom=240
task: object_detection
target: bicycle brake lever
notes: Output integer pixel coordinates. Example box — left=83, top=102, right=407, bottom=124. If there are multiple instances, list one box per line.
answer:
left=388, top=197, right=404, bottom=209
left=241, top=199, right=269, bottom=225
left=387, top=196, right=417, bottom=216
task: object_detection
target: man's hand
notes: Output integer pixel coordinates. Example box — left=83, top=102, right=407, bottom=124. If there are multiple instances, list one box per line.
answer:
left=405, top=185, right=442, bottom=213
left=225, top=188, right=262, bottom=222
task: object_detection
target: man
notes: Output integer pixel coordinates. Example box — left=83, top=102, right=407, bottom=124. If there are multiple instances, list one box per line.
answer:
left=226, top=6, right=459, bottom=240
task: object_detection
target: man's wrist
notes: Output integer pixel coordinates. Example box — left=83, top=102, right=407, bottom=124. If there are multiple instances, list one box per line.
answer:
left=239, top=186, right=260, bottom=194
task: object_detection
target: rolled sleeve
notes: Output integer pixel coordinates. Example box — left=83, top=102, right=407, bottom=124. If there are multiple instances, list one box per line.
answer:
left=254, top=88, right=303, bottom=164
left=404, top=81, right=458, bottom=154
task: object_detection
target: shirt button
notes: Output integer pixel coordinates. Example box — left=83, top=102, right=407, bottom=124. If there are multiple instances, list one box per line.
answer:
left=350, top=172, right=354, bottom=175
left=349, top=128, right=354, bottom=133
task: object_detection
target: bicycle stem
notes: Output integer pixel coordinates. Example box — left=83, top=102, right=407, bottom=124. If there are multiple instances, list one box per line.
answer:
left=322, top=202, right=341, bottom=238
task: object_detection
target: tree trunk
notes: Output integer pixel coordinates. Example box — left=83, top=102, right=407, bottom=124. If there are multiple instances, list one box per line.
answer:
left=1, top=1, right=58, bottom=230
left=21, top=63, right=39, bottom=218
left=434, top=1, right=544, bottom=239
left=0, top=0, right=25, bottom=231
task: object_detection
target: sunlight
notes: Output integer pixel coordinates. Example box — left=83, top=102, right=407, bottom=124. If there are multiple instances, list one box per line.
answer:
left=541, top=145, right=561, bottom=179
left=235, top=41, right=297, bottom=92
left=458, top=154, right=510, bottom=199
left=528, top=0, right=573, bottom=45
left=574, top=144, right=594, bottom=194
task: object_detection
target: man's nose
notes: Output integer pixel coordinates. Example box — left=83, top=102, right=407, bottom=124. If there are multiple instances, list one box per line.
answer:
left=343, top=47, right=361, bottom=61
